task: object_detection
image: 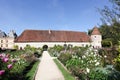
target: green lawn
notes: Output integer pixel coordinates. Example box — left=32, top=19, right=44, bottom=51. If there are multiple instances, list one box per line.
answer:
left=54, top=59, right=75, bottom=80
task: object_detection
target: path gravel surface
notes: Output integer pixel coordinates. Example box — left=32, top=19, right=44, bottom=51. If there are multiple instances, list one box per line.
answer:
left=35, top=51, right=64, bottom=80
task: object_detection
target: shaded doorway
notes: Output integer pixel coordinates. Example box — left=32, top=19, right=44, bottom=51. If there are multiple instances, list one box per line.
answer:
left=43, top=45, right=48, bottom=51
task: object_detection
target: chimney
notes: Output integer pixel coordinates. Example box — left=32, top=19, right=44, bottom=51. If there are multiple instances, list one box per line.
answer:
left=49, top=30, right=51, bottom=34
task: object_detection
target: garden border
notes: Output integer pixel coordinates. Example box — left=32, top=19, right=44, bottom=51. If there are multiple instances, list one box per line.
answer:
left=33, top=60, right=40, bottom=80
left=54, top=58, right=76, bottom=80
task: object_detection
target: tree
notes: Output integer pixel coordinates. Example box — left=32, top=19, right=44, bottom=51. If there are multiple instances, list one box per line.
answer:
left=99, top=0, right=120, bottom=24
left=99, top=0, right=120, bottom=46
left=14, top=45, right=19, bottom=50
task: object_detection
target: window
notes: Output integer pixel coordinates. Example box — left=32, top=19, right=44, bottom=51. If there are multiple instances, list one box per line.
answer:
left=82, top=44, right=84, bottom=47
left=1, top=40, right=3, bottom=43
left=6, top=44, right=8, bottom=47
left=1, top=44, right=3, bottom=47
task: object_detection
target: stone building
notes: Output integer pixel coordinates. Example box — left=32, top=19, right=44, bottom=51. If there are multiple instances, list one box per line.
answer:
left=91, top=27, right=102, bottom=48
left=0, top=30, right=17, bottom=49
left=15, top=27, right=102, bottom=49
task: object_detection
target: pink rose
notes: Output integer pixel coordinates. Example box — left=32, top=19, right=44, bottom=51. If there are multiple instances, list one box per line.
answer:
left=0, top=70, right=5, bottom=76
left=3, top=57, right=9, bottom=62
left=7, top=64, right=12, bottom=69
left=0, top=54, right=2, bottom=57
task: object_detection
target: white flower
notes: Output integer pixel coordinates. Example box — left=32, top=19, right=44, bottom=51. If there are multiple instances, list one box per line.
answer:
left=95, top=62, right=100, bottom=66
left=104, top=55, right=107, bottom=58
left=82, top=55, right=86, bottom=58
left=94, top=60, right=97, bottom=62
left=79, top=57, right=81, bottom=59
left=86, top=68, right=90, bottom=73
left=94, top=54, right=97, bottom=57
left=90, top=60, right=93, bottom=63
left=91, top=52, right=93, bottom=55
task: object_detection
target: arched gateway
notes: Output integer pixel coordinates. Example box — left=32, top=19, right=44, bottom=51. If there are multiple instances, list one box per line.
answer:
left=42, top=45, right=48, bottom=51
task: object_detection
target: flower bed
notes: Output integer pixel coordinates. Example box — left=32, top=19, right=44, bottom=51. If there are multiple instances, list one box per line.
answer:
left=49, top=45, right=120, bottom=80
left=0, top=47, right=42, bottom=80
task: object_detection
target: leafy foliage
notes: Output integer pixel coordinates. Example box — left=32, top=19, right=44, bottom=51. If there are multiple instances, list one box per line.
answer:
left=102, top=39, right=112, bottom=47
left=48, top=45, right=64, bottom=57
left=58, top=53, right=72, bottom=65
left=0, top=47, right=42, bottom=79
left=89, top=68, right=107, bottom=80
left=53, top=45, right=120, bottom=80
left=114, top=54, right=120, bottom=71
left=99, top=0, right=120, bottom=24
left=98, top=0, right=120, bottom=46
left=14, top=45, right=19, bottom=50
left=89, top=65, right=120, bottom=80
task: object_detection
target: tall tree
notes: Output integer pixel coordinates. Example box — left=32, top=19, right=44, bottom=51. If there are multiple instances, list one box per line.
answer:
left=99, top=0, right=120, bottom=46
left=99, top=0, right=120, bottom=24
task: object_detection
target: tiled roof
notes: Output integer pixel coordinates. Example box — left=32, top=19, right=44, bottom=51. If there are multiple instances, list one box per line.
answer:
left=0, top=30, right=6, bottom=38
left=15, top=30, right=91, bottom=42
left=8, top=30, right=17, bottom=38
left=91, top=27, right=101, bottom=35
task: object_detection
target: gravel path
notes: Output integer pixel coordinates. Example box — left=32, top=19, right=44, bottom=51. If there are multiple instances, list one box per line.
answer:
left=35, top=51, right=64, bottom=80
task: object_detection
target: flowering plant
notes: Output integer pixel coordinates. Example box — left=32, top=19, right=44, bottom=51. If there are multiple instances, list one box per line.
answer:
left=0, top=53, right=17, bottom=79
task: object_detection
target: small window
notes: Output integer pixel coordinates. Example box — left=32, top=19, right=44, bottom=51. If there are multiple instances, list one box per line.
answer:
left=1, top=40, right=3, bottom=43
left=6, top=44, right=8, bottom=47
left=1, top=44, right=3, bottom=47
left=82, top=44, right=84, bottom=47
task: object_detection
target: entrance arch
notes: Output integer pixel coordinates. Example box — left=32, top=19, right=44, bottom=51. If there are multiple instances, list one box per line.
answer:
left=42, top=45, right=48, bottom=51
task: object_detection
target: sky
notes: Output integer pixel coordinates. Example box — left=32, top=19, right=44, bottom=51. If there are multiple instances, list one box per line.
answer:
left=0, top=0, right=111, bottom=35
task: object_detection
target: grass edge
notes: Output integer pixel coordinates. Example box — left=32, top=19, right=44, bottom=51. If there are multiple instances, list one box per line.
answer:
left=54, top=59, right=75, bottom=80
left=26, top=60, right=40, bottom=80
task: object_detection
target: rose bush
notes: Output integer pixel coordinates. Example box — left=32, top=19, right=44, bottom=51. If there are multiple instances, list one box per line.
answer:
left=0, top=53, right=17, bottom=79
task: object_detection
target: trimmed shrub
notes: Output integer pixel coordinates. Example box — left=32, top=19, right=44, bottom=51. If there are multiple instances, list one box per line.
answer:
left=102, top=40, right=112, bottom=48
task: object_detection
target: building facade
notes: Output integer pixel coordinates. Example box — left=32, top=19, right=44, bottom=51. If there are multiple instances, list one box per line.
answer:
left=0, top=30, right=17, bottom=49
left=91, top=27, right=102, bottom=48
left=15, top=27, right=102, bottom=49
left=0, top=27, right=102, bottom=49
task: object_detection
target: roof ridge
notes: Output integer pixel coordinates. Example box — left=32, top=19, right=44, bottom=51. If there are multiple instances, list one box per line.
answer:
left=23, top=29, right=86, bottom=33
left=91, top=27, right=101, bottom=35
left=15, top=30, right=90, bottom=42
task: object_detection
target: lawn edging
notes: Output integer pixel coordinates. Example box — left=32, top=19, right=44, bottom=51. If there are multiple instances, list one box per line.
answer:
left=54, top=59, right=75, bottom=80
left=25, top=60, right=40, bottom=80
